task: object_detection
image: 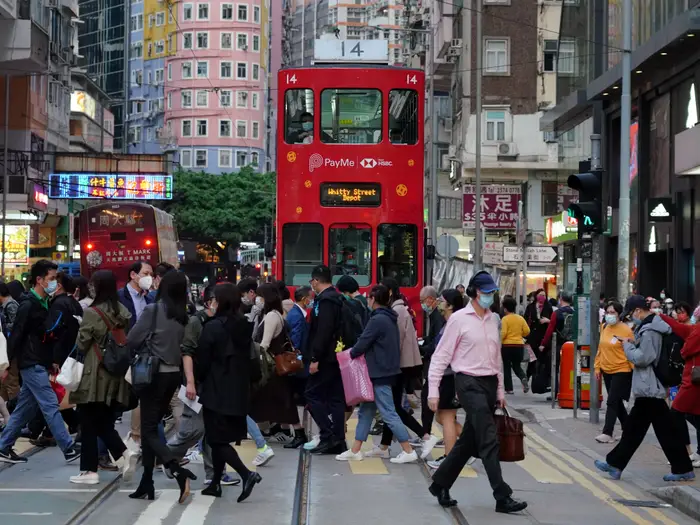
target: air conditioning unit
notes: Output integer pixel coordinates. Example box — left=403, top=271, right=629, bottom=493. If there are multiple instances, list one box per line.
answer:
left=448, top=144, right=458, bottom=158
left=445, top=54, right=458, bottom=63
left=450, top=38, right=463, bottom=49
left=447, top=47, right=461, bottom=57
left=441, top=154, right=451, bottom=171
left=442, top=117, right=453, bottom=133
left=497, top=142, right=518, bottom=156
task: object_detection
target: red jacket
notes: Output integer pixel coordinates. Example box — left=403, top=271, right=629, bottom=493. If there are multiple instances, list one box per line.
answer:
left=660, top=314, right=700, bottom=415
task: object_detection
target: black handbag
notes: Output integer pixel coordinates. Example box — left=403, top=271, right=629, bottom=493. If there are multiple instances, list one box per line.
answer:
left=131, top=305, right=160, bottom=391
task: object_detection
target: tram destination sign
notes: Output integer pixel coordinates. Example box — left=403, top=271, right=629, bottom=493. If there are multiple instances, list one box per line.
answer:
left=320, top=183, right=381, bottom=207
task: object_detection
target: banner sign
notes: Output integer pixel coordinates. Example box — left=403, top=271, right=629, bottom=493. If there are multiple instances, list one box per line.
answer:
left=463, top=184, right=520, bottom=230
left=48, top=173, right=173, bottom=200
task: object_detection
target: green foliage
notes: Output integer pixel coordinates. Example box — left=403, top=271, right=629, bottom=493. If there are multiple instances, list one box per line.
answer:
left=163, top=167, right=275, bottom=248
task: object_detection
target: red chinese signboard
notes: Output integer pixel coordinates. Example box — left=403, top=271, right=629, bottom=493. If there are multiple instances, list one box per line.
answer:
left=462, top=184, right=521, bottom=230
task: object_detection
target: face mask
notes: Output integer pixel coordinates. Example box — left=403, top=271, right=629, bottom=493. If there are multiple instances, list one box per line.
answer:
left=255, top=296, right=264, bottom=307
left=605, top=314, right=618, bottom=325
left=691, top=316, right=697, bottom=325
left=651, top=308, right=662, bottom=315
left=478, top=293, right=495, bottom=310
left=660, top=293, right=666, bottom=300
left=242, top=295, right=253, bottom=306
left=307, top=300, right=314, bottom=310
left=632, top=315, right=642, bottom=326
left=138, top=276, right=153, bottom=291
left=44, top=280, right=58, bottom=296
left=301, top=122, right=313, bottom=132
left=421, top=303, right=433, bottom=313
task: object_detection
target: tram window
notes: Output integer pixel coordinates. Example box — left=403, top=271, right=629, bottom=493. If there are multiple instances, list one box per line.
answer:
left=320, top=89, right=382, bottom=144
left=285, top=89, right=315, bottom=144
left=282, top=223, right=323, bottom=286
left=388, top=90, right=418, bottom=145
left=377, top=224, right=417, bottom=287
left=329, top=225, right=372, bottom=287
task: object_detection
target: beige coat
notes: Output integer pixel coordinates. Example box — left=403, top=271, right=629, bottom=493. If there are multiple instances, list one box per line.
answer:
left=392, top=299, right=422, bottom=369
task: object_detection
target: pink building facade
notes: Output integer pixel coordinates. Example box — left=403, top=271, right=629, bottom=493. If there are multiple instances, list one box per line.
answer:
left=165, top=0, right=268, bottom=173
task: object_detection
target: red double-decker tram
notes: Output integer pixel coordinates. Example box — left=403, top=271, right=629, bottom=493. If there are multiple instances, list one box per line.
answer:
left=276, top=65, right=425, bottom=333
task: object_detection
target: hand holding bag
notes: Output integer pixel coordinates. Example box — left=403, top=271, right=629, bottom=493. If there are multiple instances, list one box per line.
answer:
left=494, top=407, right=526, bottom=462
left=274, top=314, right=303, bottom=376
left=131, top=305, right=160, bottom=391
left=56, top=347, right=84, bottom=391
left=337, top=349, right=374, bottom=406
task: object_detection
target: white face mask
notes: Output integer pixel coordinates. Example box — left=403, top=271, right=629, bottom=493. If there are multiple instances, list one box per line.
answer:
left=138, top=275, right=153, bottom=291
left=255, top=296, right=264, bottom=307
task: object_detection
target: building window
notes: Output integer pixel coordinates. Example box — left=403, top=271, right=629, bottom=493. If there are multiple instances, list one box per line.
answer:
left=182, top=61, right=193, bottom=78
left=181, top=149, right=192, bottom=167
left=196, top=32, right=209, bottom=49
left=181, top=90, right=192, bottom=108
left=167, top=92, right=172, bottom=109
left=168, top=34, right=174, bottom=52
left=195, top=149, right=207, bottom=168
left=543, top=40, right=558, bottom=72
left=156, top=11, right=165, bottom=26
left=237, top=4, right=247, bottom=21
left=197, top=61, right=208, bottom=78
left=221, top=32, right=232, bottom=49
left=252, top=121, right=259, bottom=139
left=252, top=35, right=260, bottom=52
left=155, top=68, right=164, bottom=83
left=236, top=91, right=248, bottom=108
left=130, top=41, right=143, bottom=59
left=221, top=3, right=233, bottom=20
left=485, top=110, right=507, bottom=141
left=155, top=40, right=165, bottom=54
left=130, top=14, right=143, bottom=31
left=484, top=38, right=509, bottom=74
left=183, top=32, right=193, bottom=49
left=252, top=64, right=259, bottom=81
left=219, top=119, right=232, bottom=137
left=251, top=152, right=259, bottom=166
left=251, top=92, right=259, bottom=109
left=148, top=14, right=154, bottom=28
left=220, top=61, right=232, bottom=78
left=220, top=90, right=232, bottom=107
left=129, top=126, right=141, bottom=143
left=182, top=119, right=192, bottom=137
left=169, top=10, right=174, bottom=23
left=196, top=90, right=208, bottom=107
left=237, top=33, right=248, bottom=50
left=197, top=3, right=209, bottom=20
left=219, top=149, right=232, bottom=168
left=236, top=151, right=247, bottom=167
left=146, top=127, right=153, bottom=142
left=131, top=69, right=143, bottom=85
left=168, top=64, right=172, bottom=80
left=253, top=5, right=260, bottom=23
left=236, top=62, right=247, bottom=79
left=196, top=119, right=208, bottom=136
left=484, top=0, right=510, bottom=4
left=132, top=100, right=143, bottom=114
left=558, top=39, right=575, bottom=75
left=236, top=120, right=247, bottom=138
left=183, top=3, right=193, bottom=20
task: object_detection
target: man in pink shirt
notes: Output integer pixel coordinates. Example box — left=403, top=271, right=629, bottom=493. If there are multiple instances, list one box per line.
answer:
left=427, top=271, right=527, bottom=515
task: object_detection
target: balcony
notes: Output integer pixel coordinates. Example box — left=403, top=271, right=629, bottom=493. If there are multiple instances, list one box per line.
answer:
left=0, top=0, right=49, bottom=71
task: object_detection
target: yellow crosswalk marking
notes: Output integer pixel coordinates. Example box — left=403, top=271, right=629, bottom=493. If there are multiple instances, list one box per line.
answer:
left=515, top=441, right=572, bottom=484
left=233, top=440, right=259, bottom=472
left=348, top=458, right=389, bottom=475
left=14, top=439, right=33, bottom=455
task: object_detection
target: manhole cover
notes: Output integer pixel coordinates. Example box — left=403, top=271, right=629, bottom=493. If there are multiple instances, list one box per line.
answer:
left=613, top=499, right=671, bottom=508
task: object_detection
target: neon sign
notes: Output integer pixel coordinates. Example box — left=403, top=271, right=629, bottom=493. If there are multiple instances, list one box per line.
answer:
left=48, top=173, right=173, bottom=200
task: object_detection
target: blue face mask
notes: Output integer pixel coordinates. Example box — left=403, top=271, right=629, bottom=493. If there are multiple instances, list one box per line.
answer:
left=632, top=316, right=642, bottom=326
left=421, top=303, right=433, bottom=313
left=44, top=280, right=58, bottom=296
left=605, top=314, right=618, bottom=325
left=478, top=293, right=494, bottom=310
left=691, top=316, right=697, bottom=325
left=301, top=122, right=313, bottom=132
left=307, top=300, right=314, bottom=310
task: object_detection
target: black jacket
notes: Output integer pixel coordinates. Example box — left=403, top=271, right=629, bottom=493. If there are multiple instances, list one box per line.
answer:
left=422, top=308, right=445, bottom=361
left=8, top=291, right=54, bottom=369
left=308, top=286, right=343, bottom=365
left=196, top=314, right=252, bottom=417
left=350, top=307, right=401, bottom=382
left=46, top=293, right=84, bottom=365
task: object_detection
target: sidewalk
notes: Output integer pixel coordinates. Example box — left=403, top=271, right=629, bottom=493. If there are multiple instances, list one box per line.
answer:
left=508, top=390, right=700, bottom=521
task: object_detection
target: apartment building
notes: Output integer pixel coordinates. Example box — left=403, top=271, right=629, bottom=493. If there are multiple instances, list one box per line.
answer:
left=70, top=71, right=115, bottom=153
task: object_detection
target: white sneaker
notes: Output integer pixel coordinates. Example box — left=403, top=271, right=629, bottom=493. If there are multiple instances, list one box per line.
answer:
left=690, top=452, right=700, bottom=462
left=124, top=432, right=141, bottom=455
left=252, top=445, right=275, bottom=467
left=184, top=449, right=203, bottom=464
left=595, top=434, right=616, bottom=444
left=693, top=459, right=700, bottom=469
left=427, top=456, right=445, bottom=469
left=70, top=471, right=99, bottom=485
left=364, top=446, right=390, bottom=459
left=390, top=450, right=418, bottom=464
left=122, top=449, right=138, bottom=482
left=420, top=435, right=439, bottom=460
left=335, top=449, right=363, bottom=461
left=303, top=436, right=321, bottom=451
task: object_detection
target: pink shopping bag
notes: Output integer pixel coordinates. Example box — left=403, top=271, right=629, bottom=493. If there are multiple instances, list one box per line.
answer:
left=337, top=349, right=374, bottom=406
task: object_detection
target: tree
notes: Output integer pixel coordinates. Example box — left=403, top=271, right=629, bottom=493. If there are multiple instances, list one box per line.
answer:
left=162, top=167, right=275, bottom=261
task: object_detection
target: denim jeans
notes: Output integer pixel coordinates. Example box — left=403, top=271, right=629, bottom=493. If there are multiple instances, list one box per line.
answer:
left=246, top=416, right=266, bottom=449
left=0, top=365, right=74, bottom=452
left=355, top=383, right=409, bottom=444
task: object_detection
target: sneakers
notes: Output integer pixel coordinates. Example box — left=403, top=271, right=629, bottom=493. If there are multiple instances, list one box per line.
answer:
left=663, top=471, right=696, bottom=482
left=369, top=421, right=384, bottom=436
left=252, top=445, right=274, bottom=467
left=303, top=436, right=321, bottom=451
left=122, top=449, right=138, bottom=482
left=205, top=474, right=241, bottom=486
left=390, top=450, right=418, bottom=464
left=427, top=455, right=445, bottom=469
left=70, top=471, right=99, bottom=485
left=434, top=439, right=445, bottom=449
left=185, top=449, right=203, bottom=464
left=0, top=448, right=27, bottom=464
left=595, top=434, right=616, bottom=444
left=690, top=452, right=700, bottom=468
left=335, top=449, right=363, bottom=461
left=594, top=459, right=622, bottom=480
left=268, top=432, right=293, bottom=444
left=364, top=446, right=390, bottom=459
left=420, top=435, right=439, bottom=460
left=64, top=447, right=81, bottom=463
left=408, top=437, right=423, bottom=447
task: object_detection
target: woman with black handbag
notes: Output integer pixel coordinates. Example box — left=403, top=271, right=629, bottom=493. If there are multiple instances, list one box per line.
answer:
left=127, top=271, right=195, bottom=503
left=68, top=270, right=138, bottom=485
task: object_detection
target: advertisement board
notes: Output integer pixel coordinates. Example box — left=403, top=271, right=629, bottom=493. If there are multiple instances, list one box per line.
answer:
left=1, top=225, right=30, bottom=265
left=462, top=184, right=520, bottom=230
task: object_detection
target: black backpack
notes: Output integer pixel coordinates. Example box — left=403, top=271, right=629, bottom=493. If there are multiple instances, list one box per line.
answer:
left=336, top=297, right=365, bottom=351
left=654, top=333, right=684, bottom=388
left=556, top=309, right=574, bottom=343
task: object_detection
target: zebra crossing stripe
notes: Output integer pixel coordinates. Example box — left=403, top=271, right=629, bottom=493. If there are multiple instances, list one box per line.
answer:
left=177, top=494, right=216, bottom=525
left=132, top=489, right=179, bottom=525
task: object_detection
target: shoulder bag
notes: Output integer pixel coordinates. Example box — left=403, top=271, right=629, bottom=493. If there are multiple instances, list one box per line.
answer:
left=272, top=311, right=303, bottom=376
left=131, top=305, right=161, bottom=391
left=91, top=307, right=131, bottom=377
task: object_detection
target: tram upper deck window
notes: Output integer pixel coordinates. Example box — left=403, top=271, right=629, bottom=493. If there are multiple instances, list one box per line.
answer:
left=282, top=223, right=323, bottom=286
left=320, top=89, right=382, bottom=144
left=389, top=89, right=418, bottom=145
left=285, top=89, right=315, bottom=144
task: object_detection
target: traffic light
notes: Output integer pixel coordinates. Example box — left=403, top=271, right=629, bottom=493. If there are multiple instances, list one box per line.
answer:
left=567, top=170, right=603, bottom=234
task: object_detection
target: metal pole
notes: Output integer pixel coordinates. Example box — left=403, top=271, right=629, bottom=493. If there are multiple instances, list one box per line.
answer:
left=429, top=31, right=438, bottom=249
left=589, top=134, right=602, bottom=424
left=473, top=0, right=483, bottom=269
left=515, top=200, right=523, bottom=308
left=551, top=333, right=557, bottom=409
left=573, top=341, right=579, bottom=419
left=617, top=0, right=632, bottom=301
left=1, top=75, right=10, bottom=278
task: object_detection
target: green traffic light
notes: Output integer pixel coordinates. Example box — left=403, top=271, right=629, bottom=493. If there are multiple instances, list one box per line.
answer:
left=584, top=216, right=593, bottom=226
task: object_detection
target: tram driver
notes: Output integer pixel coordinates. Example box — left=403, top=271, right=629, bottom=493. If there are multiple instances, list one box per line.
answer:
left=290, top=112, right=334, bottom=144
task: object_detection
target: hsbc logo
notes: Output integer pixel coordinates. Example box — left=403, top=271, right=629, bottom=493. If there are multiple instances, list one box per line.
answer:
left=360, top=158, right=392, bottom=169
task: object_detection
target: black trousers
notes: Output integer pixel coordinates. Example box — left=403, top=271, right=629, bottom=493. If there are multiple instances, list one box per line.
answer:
left=421, top=378, right=434, bottom=435
left=501, top=346, right=526, bottom=393
left=602, top=372, right=632, bottom=436
left=432, top=374, right=512, bottom=502
left=305, top=363, right=346, bottom=443
left=380, top=374, right=426, bottom=446
left=138, top=372, right=181, bottom=481
left=607, top=397, right=693, bottom=474
left=78, top=402, right=126, bottom=472
left=671, top=408, right=700, bottom=452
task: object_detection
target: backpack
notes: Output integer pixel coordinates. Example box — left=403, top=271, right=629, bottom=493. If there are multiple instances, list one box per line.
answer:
left=336, top=297, right=365, bottom=351
left=91, top=307, right=131, bottom=377
left=653, top=334, right=684, bottom=388
left=556, top=310, right=574, bottom=343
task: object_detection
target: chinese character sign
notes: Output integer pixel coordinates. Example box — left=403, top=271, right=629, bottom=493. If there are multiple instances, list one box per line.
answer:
left=462, top=185, right=520, bottom=229
left=86, top=248, right=154, bottom=268
left=48, top=174, right=173, bottom=200
left=1, top=225, right=30, bottom=265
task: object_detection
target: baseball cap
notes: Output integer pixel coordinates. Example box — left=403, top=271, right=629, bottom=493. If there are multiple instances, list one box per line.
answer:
left=471, top=272, right=499, bottom=294
left=623, top=295, right=648, bottom=318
